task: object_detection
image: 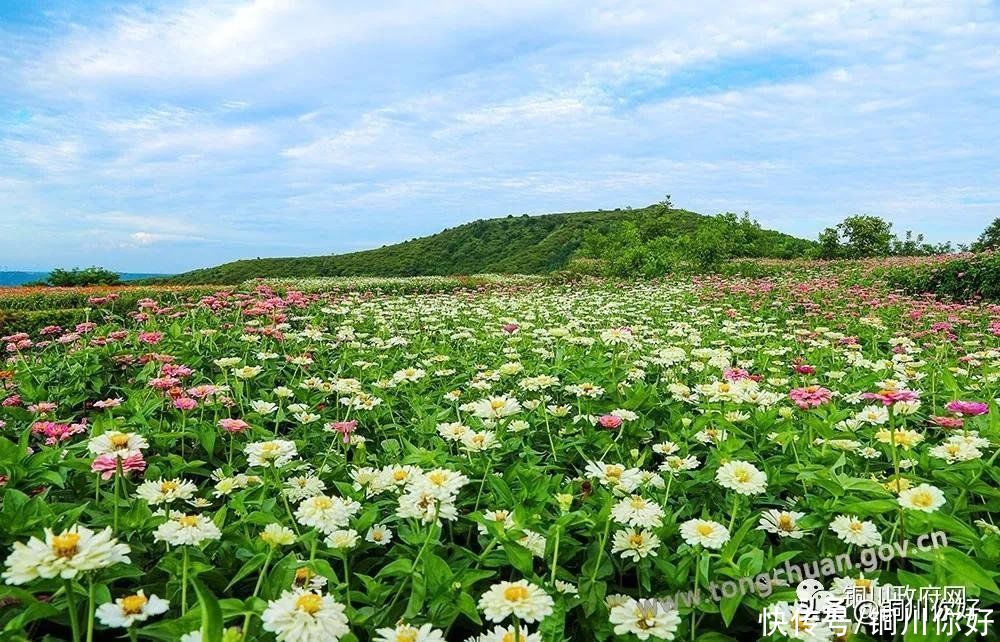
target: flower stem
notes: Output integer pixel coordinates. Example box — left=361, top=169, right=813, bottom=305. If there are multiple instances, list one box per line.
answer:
left=64, top=580, right=81, bottom=642
left=181, top=547, right=190, bottom=614
left=86, top=576, right=95, bottom=642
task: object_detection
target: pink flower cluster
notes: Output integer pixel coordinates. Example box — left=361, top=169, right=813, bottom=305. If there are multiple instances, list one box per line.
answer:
left=945, top=400, right=989, bottom=416
left=32, top=420, right=87, bottom=445
left=789, top=386, right=832, bottom=410
left=91, top=453, right=146, bottom=480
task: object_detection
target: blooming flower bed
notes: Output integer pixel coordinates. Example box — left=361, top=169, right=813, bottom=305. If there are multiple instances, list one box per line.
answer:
left=0, top=275, right=998, bottom=641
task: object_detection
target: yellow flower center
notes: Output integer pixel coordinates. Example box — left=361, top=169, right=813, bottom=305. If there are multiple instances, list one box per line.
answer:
left=629, top=534, right=646, bottom=546
left=395, top=628, right=418, bottom=642
left=734, top=469, right=751, bottom=483
left=848, top=521, right=863, bottom=532
left=606, top=466, right=623, bottom=479
left=178, top=515, right=199, bottom=527
left=295, top=593, right=323, bottom=615
left=371, top=531, right=383, bottom=541
left=312, top=497, right=333, bottom=509
left=696, top=523, right=714, bottom=537
left=426, top=471, right=447, bottom=486
left=776, top=514, right=795, bottom=531
left=392, top=470, right=408, bottom=481
left=629, top=496, right=647, bottom=509
left=110, top=434, right=130, bottom=449
left=294, top=568, right=313, bottom=585
left=911, top=491, right=933, bottom=507
left=121, top=594, right=147, bottom=615
left=51, top=533, right=80, bottom=558
left=855, top=578, right=873, bottom=589
left=719, top=383, right=730, bottom=392
left=503, top=585, right=530, bottom=602
left=160, top=480, right=179, bottom=493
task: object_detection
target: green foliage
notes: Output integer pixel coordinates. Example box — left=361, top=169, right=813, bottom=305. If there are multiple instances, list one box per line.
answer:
left=163, top=206, right=815, bottom=284
left=972, top=217, right=1000, bottom=252
left=884, top=252, right=1000, bottom=301
left=579, top=210, right=812, bottom=276
left=47, top=267, right=121, bottom=287
left=835, top=215, right=894, bottom=258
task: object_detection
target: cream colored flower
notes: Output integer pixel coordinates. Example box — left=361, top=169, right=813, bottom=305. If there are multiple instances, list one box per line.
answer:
left=95, top=591, right=169, bottom=628
left=3, top=525, right=131, bottom=584
left=478, top=580, right=554, bottom=623
left=261, top=590, right=350, bottom=642
left=153, top=514, right=222, bottom=546
left=679, top=519, right=730, bottom=549
left=898, top=484, right=946, bottom=513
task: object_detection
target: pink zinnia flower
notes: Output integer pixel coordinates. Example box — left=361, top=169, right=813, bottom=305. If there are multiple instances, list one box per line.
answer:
left=174, top=397, right=198, bottom=411
left=138, top=331, right=164, bottom=345
left=2, top=395, right=22, bottom=407
left=862, top=389, right=920, bottom=406
left=945, top=400, right=989, bottom=416
left=91, top=452, right=146, bottom=480
left=187, top=385, right=218, bottom=399
left=93, top=397, right=123, bottom=409
left=327, top=419, right=358, bottom=443
left=501, top=323, right=519, bottom=334
left=219, top=418, right=250, bottom=433
left=597, top=414, right=623, bottom=430
left=930, top=415, right=964, bottom=429
left=789, top=386, right=832, bottom=410
left=27, top=401, right=58, bottom=414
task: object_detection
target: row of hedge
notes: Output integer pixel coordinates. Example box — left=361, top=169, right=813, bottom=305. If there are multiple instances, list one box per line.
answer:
left=882, top=251, right=1000, bottom=301
left=0, top=286, right=225, bottom=311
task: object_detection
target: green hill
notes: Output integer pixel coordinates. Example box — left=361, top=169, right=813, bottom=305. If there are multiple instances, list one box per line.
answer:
left=163, top=205, right=815, bottom=284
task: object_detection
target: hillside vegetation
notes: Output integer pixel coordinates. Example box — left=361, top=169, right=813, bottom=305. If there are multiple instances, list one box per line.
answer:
left=161, top=205, right=815, bottom=284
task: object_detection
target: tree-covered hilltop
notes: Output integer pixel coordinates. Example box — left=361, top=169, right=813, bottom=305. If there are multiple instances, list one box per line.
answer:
left=160, top=204, right=815, bottom=284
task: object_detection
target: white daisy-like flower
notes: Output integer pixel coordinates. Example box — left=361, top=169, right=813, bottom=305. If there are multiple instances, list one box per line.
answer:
left=284, top=475, right=327, bottom=502
left=135, top=478, right=198, bottom=505
left=611, top=528, right=661, bottom=560
left=479, top=509, right=516, bottom=535
left=3, top=525, right=131, bottom=584
left=295, top=495, right=361, bottom=535
left=478, top=580, right=554, bottom=623
left=679, top=519, right=730, bottom=549
left=715, top=460, right=768, bottom=495
left=325, top=529, right=360, bottom=550
left=153, top=514, right=222, bottom=547
left=584, top=461, right=643, bottom=492
left=898, top=484, right=946, bottom=513
left=261, top=590, right=350, bottom=642
left=261, top=524, right=297, bottom=547
left=474, top=625, right=542, bottom=642
left=758, top=509, right=807, bottom=539
left=87, top=431, right=148, bottom=459
left=659, top=456, right=700, bottom=474
left=829, top=515, right=882, bottom=546
left=608, top=597, right=681, bottom=641
left=411, top=468, right=470, bottom=500
left=469, top=396, right=522, bottom=419
left=611, top=495, right=665, bottom=528
left=373, top=622, right=445, bottom=642
left=95, top=591, right=169, bottom=628
left=245, top=440, right=298, bottom=468
left=365, top=524, right=393, bottom=546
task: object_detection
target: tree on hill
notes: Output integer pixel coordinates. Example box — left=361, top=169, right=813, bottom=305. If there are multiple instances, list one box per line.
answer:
left=47, top=267, right=121, bottom=287
left=973, top=217, right=1000, bottom=251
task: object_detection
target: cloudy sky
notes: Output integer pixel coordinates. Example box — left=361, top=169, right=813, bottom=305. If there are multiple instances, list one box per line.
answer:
left=1, top=0, right=998, bottom=273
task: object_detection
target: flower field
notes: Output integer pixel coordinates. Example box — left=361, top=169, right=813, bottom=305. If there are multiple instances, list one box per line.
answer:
left=1, top=272, right=998, bottom=642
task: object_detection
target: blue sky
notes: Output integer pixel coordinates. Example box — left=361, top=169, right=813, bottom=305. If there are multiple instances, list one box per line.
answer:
left=1, top=1, right=998, bottom=273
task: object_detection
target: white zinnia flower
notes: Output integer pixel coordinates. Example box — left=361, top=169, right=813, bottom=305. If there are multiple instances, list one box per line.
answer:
left=609, top=598, right=681, bottom=641
left=758, top=509, right=807, bottom=539
left=295, top=495, right=361, bottom=534
left=373, top=622, right=445, bottom=642
left=3, top=525, right=131, bottom=584
left=679, top=519, right=730, bottom=549
left=95, top=591, right=169, bottom=628
left=261, top=590, right=350, bottom=642
left=829, top=515, right=882, bottom=546
left=153, top=514, right=222, bottom=546
left=136, top=478, right=198, bottom=505
left=245, top=440, right=298, bottom=468
left=611, top=528, right=661, bottom=560
left=898, top=484, right=946, bottom=513
left=88, top=431, right=148, bottom=459
left=478, top=580, right=554, bottom=623
left=715, top=460, right=768, bottom=495
left=611, top=495, right=665, bottom=528
left=365, top=524, right=393, bottom=546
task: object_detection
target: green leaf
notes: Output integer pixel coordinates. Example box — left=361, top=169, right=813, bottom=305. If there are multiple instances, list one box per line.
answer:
left=192, top=578, right=224, bottom=642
